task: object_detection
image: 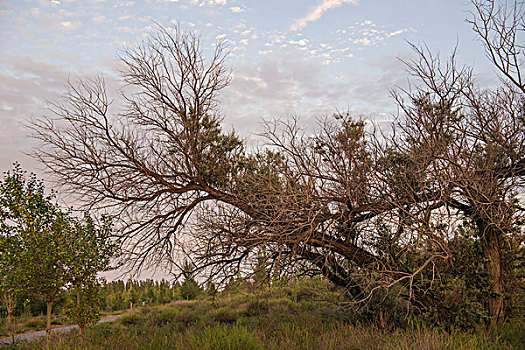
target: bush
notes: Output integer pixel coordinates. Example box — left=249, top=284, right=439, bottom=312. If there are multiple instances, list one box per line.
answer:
left=151, top=308, right=180, bottom=327
left=119, top=313, right=143, bottom=326
left=242, top=300, right=268, bottom=317
left=91, top=321, right=124, bottom=338
left=208, top=307, right=239, bottom=324
left=182, top=323, right=261, bottom=350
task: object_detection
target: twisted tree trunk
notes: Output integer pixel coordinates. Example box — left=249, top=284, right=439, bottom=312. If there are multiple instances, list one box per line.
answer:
left=479, top=221, right=504, bottom=325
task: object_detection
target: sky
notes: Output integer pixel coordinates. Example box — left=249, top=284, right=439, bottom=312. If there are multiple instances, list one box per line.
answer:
left=0, top=0, right=500, bottom=177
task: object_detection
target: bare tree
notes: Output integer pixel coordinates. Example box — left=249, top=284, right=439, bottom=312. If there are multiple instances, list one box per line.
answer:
left=32, top=26, right=237, bottom=273
left=31, top=2, right=524, bottom=325
left=469, top=0, right=524, bottom=93
left=392, top=39, right=525, bottom=324
left=32, top=25, right=431, bottom=306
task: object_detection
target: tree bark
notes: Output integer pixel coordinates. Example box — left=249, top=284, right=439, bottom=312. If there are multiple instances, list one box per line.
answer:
left=7, top=308, right=13, bottom=343
left=4, top=294, right=16, bottom=343
left=76, top=287, right=84, bottom=336
left=478, top=219, right=504, bottom=326
left=46, top=300, right=53, bottom=345
left=7, top=312, right=12, bottom=343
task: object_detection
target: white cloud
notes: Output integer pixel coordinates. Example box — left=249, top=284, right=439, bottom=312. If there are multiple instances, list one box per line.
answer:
left=35, top=0, right=61, bottom=6
left=113, top=1, right=134, bottom=7
left=93, top=15, right=106, bottom=23
left=386, top=29, right=407, bottom=37
left=291, top=0, right=357, bottom=31
left=230, top=6, right=244, bottom=13
left=60, top=21, right=81, bottom=30
left=289, top=39, right=309, bottom=46
left=353, top=37, right=371, bottom=46
left=0, top=55, right=72, bottom=173
left=240, top=76, right=268, bottom=89
left=116, top=26, right=134, bottom=33
left=59, top=8, right=84, bottom=17
left=189, top=0, right=227, bottom=6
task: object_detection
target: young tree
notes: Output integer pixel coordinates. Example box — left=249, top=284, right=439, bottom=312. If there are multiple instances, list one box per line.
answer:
left=0, top=234, right=24, bottom=341
left=0, top=164, right=65, bottom=343
left=63, top=213, right=117, bottom=335
left=65, top=281, right=104, bottom=336
left=179, top=260, right=202, bottom=300
left=1, top=166, right=119, bottom=341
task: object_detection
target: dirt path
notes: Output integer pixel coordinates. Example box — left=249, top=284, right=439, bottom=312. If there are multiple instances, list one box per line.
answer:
left=0, top=315, right=123, bottom=346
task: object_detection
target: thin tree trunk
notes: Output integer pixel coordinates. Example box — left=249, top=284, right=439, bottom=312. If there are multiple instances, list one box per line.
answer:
left=5, top=294, right=16, bottom=343
left=76, top=287, right=84, bottom=336
left=7, top=309, right=13, bottom=343
left=46, top=300, right=53, bottom=345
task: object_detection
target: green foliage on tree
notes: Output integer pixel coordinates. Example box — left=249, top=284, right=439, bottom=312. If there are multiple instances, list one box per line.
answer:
left=252, top=249, right=270, bottom=289
left=65, top=281, right=104, bottom=334
left=99, top=279, right=180, bottom=311
left=0, top=164, right=118, bottom=340
left=180, top=261, right=202, bottom=300
left=62, top=213, right=117, bottom=334
left=205, top=281, right=217, bottom=300
left=0, top=233, right=24, bottom=340
left=0, top=164, right=65, bottom=342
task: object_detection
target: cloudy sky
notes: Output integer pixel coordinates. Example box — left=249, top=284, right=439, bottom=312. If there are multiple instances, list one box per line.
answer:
left=1, top=0, right=496, bottom=176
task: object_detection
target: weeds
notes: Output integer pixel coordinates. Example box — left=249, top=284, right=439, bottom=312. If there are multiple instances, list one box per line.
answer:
left=7, top=279, right=524, bottom=349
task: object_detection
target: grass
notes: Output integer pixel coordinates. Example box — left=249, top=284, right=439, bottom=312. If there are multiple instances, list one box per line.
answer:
left=0, top=315, right=71, bottom=337
left=0, top=310, right=126, bottom=338
left=5, top=280, right=525, bottom=349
